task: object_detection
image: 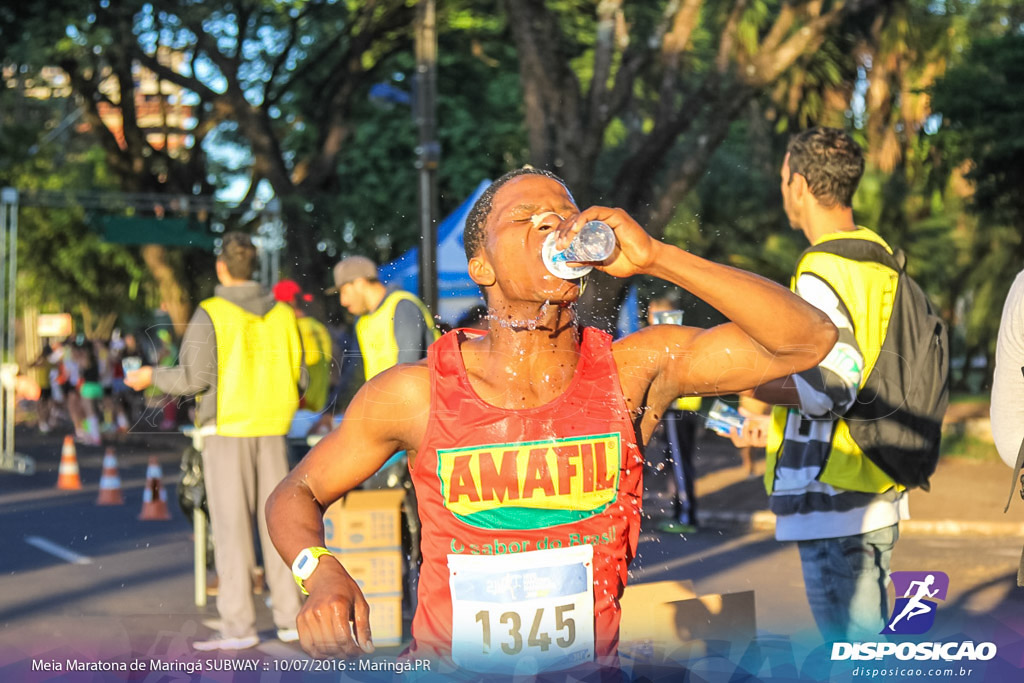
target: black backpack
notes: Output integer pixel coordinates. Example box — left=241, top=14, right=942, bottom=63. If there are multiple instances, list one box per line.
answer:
left=803, top=239, right=950, bottom=491
left=177, top=444, right=208, bottom=518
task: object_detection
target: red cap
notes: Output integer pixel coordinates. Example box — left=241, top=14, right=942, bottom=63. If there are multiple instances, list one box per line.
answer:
left=273, top=279, right=313, bottom=304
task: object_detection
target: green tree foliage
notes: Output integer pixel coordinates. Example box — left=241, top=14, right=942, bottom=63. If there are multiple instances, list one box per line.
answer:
left=1, top=0, right=419, bottom=301
left=0, top=127, right=151, bottom=331
left=0, top=1, right=534, bottom=304
left=502, top=0, right=899, bottom=326
left=931, top=33, right=1024, bottom=235
left=296, top=15, right=528, bottom=264
left=930, top=31, right=1024, bottom=369
left=2, top=0, right=1020, bottom=360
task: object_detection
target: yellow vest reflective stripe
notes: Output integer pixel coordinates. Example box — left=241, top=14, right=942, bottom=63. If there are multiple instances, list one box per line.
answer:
left=356, top=290, right=439, bottom=381
left=199, top=298, right=302, bottom=437
left=298, top=316, right=332, bottom=413
left=766, top=228, right=902, bottom=494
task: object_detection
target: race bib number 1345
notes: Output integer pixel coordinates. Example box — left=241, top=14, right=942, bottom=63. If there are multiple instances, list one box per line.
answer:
left=448, top=545, right=595, bottom=674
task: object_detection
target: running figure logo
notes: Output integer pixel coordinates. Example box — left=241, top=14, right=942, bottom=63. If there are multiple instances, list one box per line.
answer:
left=881, top=571, right=949, bottom=635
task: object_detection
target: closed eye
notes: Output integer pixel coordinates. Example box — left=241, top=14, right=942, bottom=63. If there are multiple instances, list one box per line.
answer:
left=528, top=212, right=565, bottom=230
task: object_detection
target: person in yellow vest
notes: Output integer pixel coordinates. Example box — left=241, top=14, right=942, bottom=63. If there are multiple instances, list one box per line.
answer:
left=646, top=295, right=703, bottom=533
left=327, top=255, right=440, bottom=383
left=125, top=232, right=304, bottom=651
left=326, top=255, right=440, bottom=603
left=273, top=279, right=333, bottom=413
left=729, top=127, right=908, bottom=641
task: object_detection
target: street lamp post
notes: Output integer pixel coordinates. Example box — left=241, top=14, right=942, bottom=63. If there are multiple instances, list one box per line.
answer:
left=414, top=0, right=440, bottom=315
left=1, top=187, right=35, bottom=476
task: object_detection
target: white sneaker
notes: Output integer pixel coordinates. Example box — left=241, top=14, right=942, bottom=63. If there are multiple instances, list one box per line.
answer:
left=277, top=628, right=299, bottom=643
left=193, top=633, right=260, bottom=651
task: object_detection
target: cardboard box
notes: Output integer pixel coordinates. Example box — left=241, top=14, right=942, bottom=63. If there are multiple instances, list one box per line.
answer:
left=323, top=489, right=406, bottom=552
left=337, top=550, right=404, bottom=596
left=366, top=594, right=403, bottom=647
left=618, top=580, right=756, bottom=662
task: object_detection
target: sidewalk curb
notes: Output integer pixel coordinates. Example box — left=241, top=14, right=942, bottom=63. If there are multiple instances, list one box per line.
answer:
left=698, top=510, right=1024, bottom=537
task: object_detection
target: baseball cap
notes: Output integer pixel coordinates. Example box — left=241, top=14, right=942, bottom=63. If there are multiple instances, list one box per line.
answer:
left=326, top=256, right=379, bottom=294
left=273, top=279, right=313, bottom=305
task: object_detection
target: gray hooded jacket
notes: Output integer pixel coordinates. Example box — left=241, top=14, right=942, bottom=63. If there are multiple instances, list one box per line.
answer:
left=153, top=282, right=305, bottom=429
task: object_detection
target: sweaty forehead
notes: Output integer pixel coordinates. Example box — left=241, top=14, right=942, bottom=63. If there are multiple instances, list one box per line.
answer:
left=490, top=175, right=577, bottom=221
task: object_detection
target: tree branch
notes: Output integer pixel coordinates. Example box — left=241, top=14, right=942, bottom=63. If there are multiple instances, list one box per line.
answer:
left=585, top=0, right=622, bottom=129
left=235, top=170, right=264, bottom=212
left=190, top=21, right=240, bottom=85
left=264, top=6, right=314, bottom=104
left=504, top=0, right=584, bottom=181
left=760, top=2, right=798, bottom=54
left=274, top=0, right=398, bottom=102
left=297, top=33, right=407, bottom=190
left=611, top=79, right=714, bottom=210
left=134, top=51, right=219, bottom=101
left=748, top=2, right=843, bottom=86
left=310, top=1, right=411, bottom=104
left=60, top=57, right=140, bottom=187
left=234, top=1, right=255, bottom=67
left=605, top=45, right=650, bottom=120
left=662, top=0, right=704, bottom=62
left=657, top=0, right=704, bottom=123
left=645, top=86, right=753, bottom=236
left=716, top=0, right=749, bottom=74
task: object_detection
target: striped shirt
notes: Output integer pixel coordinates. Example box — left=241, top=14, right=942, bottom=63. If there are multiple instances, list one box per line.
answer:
left=772, top=272, right=908, bottom=542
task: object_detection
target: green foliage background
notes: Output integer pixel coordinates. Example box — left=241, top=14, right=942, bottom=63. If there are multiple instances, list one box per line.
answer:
left=0, top=0, right=1021, bottom=389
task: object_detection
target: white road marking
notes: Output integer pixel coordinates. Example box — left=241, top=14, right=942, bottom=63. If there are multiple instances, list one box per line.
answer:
left=24, top=535, right=93, bottom=565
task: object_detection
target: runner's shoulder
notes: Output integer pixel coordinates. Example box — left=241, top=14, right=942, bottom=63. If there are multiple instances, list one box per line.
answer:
left=365, top=359, right=429, bottom=398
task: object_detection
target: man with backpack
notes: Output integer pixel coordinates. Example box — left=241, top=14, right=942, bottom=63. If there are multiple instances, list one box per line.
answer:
left=733, top=127, right=948, bottom=641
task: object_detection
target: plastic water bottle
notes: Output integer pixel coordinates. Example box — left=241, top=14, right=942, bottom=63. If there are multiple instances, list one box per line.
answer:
left=121, top=356, right=143, bottom=373
left=542, top=220, right=616, bottom=279
left=704, top=399, right=746, bottom=436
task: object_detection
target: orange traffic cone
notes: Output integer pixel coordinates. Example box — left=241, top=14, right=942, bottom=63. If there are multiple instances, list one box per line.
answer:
left=96, top=448, right=124, bottom=505
left=57, top=436, right=82, bottom=490
left=138, top=457, right=171, bottom=520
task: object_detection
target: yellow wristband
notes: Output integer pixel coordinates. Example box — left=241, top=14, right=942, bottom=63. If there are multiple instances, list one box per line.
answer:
left=292, top=546, right=334, bottom=595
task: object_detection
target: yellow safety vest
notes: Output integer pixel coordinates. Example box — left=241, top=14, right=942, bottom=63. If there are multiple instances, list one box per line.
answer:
left=199, top=297, right=302, bottom=437
left=298, top=315, right=332, bottom=413
left=356, top=290, right=439, bottom=381
left=765, top=228, right=903, bottom=494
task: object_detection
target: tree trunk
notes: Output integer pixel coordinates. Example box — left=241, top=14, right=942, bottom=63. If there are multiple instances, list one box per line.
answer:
left=141, top=245, right=193, bottom=331
left=277, top=195, right=331, bottom=319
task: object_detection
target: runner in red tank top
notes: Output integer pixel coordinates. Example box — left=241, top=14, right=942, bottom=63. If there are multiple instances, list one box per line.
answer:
left=408, top=326, right=642, bottom=670
left=267, top=168, right=838, bottom=674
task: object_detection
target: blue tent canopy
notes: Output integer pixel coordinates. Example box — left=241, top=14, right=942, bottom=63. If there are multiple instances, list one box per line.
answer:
left=378, top=180, right=490, bottom=322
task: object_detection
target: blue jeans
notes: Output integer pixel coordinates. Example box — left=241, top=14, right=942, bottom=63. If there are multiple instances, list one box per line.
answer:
left=664, top=410, right=699, bottom=526
left=796, top=524, right=899, bottom=641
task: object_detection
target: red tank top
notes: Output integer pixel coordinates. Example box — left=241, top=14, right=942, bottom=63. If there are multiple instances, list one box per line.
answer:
left=408, top=327, right=644, bottom=668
